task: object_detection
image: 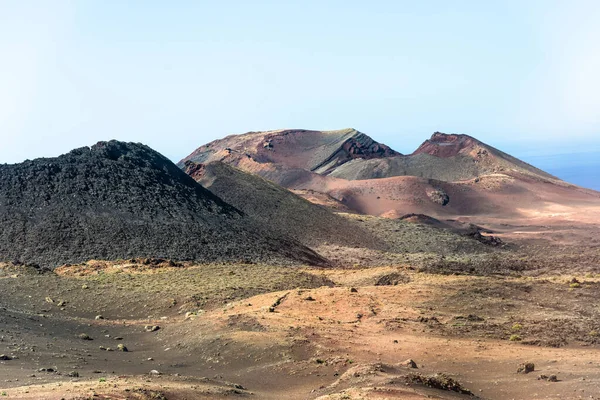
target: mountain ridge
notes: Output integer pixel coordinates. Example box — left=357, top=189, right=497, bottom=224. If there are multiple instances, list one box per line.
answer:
left=179, top=128, right=561, bottom=183
left=180, top=129, right=599, bottom=220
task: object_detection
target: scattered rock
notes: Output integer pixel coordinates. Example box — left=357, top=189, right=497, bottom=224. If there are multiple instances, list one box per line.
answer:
left=418, top=316, right=440, bottom=324
left=427, top=188, right=450, bottom=206
left=402, top=359, right=418, bottom=368
left=95, top=315, right=104, bottom=320
left=68, top=371, right=79, bottom=377
left=517, top=362, right=535, bottom=374
left=149, top=370, right=161, bottom=375
left=132, top=389, right=168, bottom=400
left=81, top=284, right=89, bottom=289
left=538, top=374, right=558, bottom=382
left=0, top=355, right=13, bottom=361
left=375, top=272, right=410, bottom=286
left=469, top=231, right=504, bottom=246
left=145, top=325, right=160, bottom=332
left=57, top=300, right=66, bottom=307
left=406, top=373, right=471, bottom=394
left=349, top=287, right=358, bottom=293
left=78, top=333, right=92, bottom=340
left=454, top=314, right=484, bottom=322
left=117, top=344, right=128, bottom=352
left=45, top=297, right=54, bottom=304
left=184, top=311, right=197, bottom=320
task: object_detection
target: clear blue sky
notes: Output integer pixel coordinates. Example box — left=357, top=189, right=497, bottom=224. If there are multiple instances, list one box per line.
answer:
left=1, top=1, right=599, bottom=170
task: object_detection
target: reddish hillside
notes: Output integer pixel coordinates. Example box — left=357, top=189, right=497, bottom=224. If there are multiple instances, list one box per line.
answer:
left=412, top=132, right=480, bottom=157
left=411, top=132, right=556, bottom=179
left=181, top=129, right=559, bottom=183
left=180, top=129, right=600, bottom=223
left=179, top=128, right=399, bottom=175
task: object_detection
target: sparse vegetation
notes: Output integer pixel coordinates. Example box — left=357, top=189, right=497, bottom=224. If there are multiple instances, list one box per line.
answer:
left=512, top=323, right=523, bottom=331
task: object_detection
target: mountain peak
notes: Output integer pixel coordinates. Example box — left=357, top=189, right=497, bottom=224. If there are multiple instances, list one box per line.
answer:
left=179, top=128, right=401, bottom=175
left=412, top=132, right=483, bottom=158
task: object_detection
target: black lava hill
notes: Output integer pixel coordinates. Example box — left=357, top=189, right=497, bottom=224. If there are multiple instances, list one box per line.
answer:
left=0, top=141, right=326, bottom=268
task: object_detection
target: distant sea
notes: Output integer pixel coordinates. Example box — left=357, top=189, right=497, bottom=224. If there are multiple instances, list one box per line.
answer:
left=521, top=152, right=600, bottom=192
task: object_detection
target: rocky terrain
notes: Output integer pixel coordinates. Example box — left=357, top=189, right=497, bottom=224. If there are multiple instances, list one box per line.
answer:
left=1, top=131, right=600, bottom=399
left=0, top=140, right=325, bottom=268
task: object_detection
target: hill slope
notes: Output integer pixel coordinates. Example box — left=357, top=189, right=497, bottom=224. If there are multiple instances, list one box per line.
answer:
left=330, top=132, right=556, bottom=181
left=183, top=160, right=387, bottom=250
left=180, top=129, right=557, bottom=183
left=181, top=129, right=600, bottom=221
left=178, top=128, right=399, bottom=180
left=0, top=141, right=326, bottom=268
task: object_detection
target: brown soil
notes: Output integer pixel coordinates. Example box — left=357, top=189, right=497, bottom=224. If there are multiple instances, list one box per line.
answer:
left=2, top=217, right=600, bottom=399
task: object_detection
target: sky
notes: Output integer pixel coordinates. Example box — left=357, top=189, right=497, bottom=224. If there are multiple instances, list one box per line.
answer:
left=1, top=1, right=598, bottom=187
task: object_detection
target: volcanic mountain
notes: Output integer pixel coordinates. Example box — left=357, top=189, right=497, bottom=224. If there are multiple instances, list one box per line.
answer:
left=178, top=128, right=399, bottom=187
left=183, top=160, right=387, bottom=250
left=0, top=140, right=326, bottom=268
left=181, top=128, right=399, bottom=174
left=180, top=129, right=555, bottom=183
left=329, top=132, right=557, bottom=182
left=180, top=129, right=600, bottom=220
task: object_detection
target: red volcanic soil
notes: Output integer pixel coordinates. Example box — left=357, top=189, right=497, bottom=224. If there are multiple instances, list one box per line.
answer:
left=285, top=169, right=600, bottom=226
left=179, top=128, right=399, bottom=175
left=412, top=132, right=481, bottom=158
left=180, top=128, right=600, bottom=230
left=257, top=129, right=400, bottom=173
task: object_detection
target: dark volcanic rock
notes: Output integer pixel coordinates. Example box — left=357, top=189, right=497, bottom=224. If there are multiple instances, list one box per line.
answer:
left=0, top=140, right=327, bottom=268
left=427, top=188, right=450, bottom=206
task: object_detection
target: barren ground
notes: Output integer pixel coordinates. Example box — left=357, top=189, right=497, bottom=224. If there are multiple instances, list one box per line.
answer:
left=1, top=211, right=600, bottom=400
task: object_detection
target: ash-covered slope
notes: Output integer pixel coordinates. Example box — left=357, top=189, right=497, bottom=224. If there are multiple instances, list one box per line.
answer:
left=412, top=132, right=556, bottom=179
left=179, top=128, right=399, bottom=175
left=181, top=129, right=558, bottom=184
left=0, top=141, right=326, bottom=268
left=183, top=161, right=387, bottom=250
left=179, top=129, right=595, bottom=220
left=329, top=132, right=558, bottom=182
